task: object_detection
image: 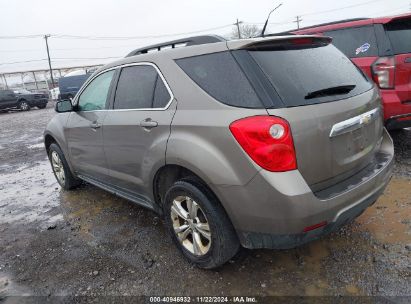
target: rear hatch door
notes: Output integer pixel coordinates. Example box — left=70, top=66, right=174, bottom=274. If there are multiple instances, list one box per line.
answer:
left=230, top=37, right=384, bottom=189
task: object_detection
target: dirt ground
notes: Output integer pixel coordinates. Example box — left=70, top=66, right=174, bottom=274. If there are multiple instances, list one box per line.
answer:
left=0, top=104, right=410, bottom=300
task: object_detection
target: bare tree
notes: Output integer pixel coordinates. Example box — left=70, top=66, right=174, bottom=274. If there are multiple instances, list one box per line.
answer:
left=231, top=24, right=261, bottom=39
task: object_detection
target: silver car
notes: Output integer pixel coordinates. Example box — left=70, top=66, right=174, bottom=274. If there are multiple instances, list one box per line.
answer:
left=44, top=35, right=394, bottom=268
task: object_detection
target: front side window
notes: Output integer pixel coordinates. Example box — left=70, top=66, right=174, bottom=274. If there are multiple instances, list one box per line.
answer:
left=324, top=26, right=378, bottom=58
left=78, top=70, right=115, bottom=111
left=114, top=65, right=171, bottom=110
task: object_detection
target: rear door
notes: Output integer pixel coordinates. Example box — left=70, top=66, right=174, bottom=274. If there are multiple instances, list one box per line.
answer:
left=323, top=26, right=379, bottom=78
left=385, top=18, right=411, bottom=102
left=240, top=41, right=383, bottom=189
left=103, top=63, right=176, bottom=201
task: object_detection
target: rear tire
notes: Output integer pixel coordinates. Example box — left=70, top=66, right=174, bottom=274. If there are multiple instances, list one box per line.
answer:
left=37, top=104, right=47, bottom=109
left=163, top=179, right=240, bottom=269
left=48, top=143, right=81, bottom=190
left=18, top=100, right=30, bottom=111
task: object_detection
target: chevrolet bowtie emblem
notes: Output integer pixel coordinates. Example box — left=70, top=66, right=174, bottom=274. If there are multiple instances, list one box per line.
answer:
left=361, top=114, right=372, bottom=125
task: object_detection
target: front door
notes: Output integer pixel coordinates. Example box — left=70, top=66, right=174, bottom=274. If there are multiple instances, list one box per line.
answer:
left=66, top=70, right=115, bottom=181
left=103, top=64, right=176, bottom=201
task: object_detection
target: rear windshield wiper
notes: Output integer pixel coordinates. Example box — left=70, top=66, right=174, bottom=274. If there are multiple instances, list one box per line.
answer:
left=304, top=85, right=356, bottom=100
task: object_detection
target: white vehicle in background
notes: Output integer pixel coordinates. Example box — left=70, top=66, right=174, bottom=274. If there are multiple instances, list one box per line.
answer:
left=49, top=87, right=60, bottom=101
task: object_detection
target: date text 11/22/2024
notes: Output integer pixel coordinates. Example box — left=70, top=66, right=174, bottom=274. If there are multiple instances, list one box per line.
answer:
left=149, top=296, right=258, bottom=303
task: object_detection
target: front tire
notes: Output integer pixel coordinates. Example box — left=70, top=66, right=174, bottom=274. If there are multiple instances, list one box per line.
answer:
left=163, top=179, right=240, bottom=269
left=48, top=143, right=81, bottom=190
left=18, top=100, right=30, bottom=111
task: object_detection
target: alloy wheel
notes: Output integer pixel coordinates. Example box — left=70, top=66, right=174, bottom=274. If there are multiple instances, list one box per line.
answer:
left=20, top=101, right=29, bottom=111
left=170, top=195, right=211, bottom=256
left=51, top=151, right=65, bottom=186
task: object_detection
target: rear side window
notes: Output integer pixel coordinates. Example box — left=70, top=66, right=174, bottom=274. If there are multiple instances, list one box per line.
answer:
left=114, top=65, right=171, bottom=110
left=153, top=76, right=171, bottom=108
left=324, top=26, right=378, bottom=58
left=175, top=52, right=263, bottom=108
left=249, top=44, right=373, bottom=107
left=385, top=19, right=411, bottom=54
left=114, top=65, right=156, bottom=109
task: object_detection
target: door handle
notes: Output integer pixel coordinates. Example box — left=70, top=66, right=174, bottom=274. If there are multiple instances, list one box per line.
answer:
left=90, top=121, right=101, bottom=129
left=140, top=118, right=158, bottom=129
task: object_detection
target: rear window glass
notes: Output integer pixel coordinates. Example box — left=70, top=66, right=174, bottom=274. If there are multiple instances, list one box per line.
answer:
left=324, top=26, right=378, bottom=58
left=386, top=19, right=411, bottom=54
left=175, top=52, right=263, bottom=108
left=249, top=44, right=373, bottom=107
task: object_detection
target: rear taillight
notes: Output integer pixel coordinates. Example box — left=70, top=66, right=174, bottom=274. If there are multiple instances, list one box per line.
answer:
left=229, top=116, right=297, bottom=172
left=371, top=56, right=395, bottom=89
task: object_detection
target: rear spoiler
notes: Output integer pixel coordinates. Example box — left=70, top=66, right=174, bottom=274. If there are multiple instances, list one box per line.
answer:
left=227, top=35, right=332, bottom=51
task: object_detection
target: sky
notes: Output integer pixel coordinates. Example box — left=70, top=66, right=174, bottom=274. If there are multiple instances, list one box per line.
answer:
left=0, top=0, right=410, bottom=83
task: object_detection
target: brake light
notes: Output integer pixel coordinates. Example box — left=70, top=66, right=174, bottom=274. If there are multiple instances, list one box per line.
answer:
left=291, top=38, right=315, bottom=45
left=371, top=56, right=395, bottom=89
left=229, top=116, right=297, bottom=172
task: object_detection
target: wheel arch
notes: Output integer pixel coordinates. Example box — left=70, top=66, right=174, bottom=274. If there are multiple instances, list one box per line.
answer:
left=43, top=129, right=76, bottom=175
left=44, top=133, right=57, bottom=155
left=152, top=164, right=230, bottom=219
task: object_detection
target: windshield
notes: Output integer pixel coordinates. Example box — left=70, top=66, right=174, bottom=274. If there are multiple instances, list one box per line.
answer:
left=248, top=44, right=373, bottom=107
left=386, top=19, right=411, bottom=54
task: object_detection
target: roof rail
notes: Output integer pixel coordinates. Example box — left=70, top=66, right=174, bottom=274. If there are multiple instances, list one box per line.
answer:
left=126, top=35, right=226, bottom=57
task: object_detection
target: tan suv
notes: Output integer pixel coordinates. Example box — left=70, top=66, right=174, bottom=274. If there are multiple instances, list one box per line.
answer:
left=44, top=35, right=394, bottom=268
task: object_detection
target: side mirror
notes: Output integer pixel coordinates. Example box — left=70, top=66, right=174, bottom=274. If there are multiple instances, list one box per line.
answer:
left=55, top=99, right=73, bottom=113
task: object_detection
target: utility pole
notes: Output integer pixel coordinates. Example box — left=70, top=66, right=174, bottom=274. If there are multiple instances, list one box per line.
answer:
left=44, top=34, right=55, bottom=88
left=235, top=19, right=243, bottom=39
left=294, top=16, right=302, bottom=29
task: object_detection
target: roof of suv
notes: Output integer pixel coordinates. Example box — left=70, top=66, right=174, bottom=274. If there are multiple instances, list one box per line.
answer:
left=293, top=12, right=411, bottom=34
left=94, top=35, right=331, bottom=75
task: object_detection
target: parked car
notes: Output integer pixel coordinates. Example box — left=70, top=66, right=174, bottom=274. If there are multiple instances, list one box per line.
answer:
left=44, top=35, right=394, bottom=268
left=291, top=13, right=411, bottom=130
left=0, top=89, right=47, bottom=111
left=14, top=89, right=48, bottom=110
left=58, top=73, right=91, bottom=100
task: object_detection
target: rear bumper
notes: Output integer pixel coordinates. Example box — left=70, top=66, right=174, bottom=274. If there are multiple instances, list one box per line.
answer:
left=386, top=113, right=411, bottom=130
left=213, top=129, right=394, bottom=249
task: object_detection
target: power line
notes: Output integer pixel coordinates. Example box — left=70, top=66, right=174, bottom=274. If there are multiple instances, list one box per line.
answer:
left=0, top=56, right=122, bottom=66
left=52, top=24, right=233, bottom=40
left=0, top=44, right=137, bottom=53
left=0, top=24, right=233, bottom=40
left=0, top=34, right=44, bottom=39
left=0, top=59, right=47, bottom=66
left=300, top=0, right=385, bottom=16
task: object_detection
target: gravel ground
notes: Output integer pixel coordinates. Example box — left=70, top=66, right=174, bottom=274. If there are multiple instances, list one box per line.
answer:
left=0, top=104, right=410, bottom=301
